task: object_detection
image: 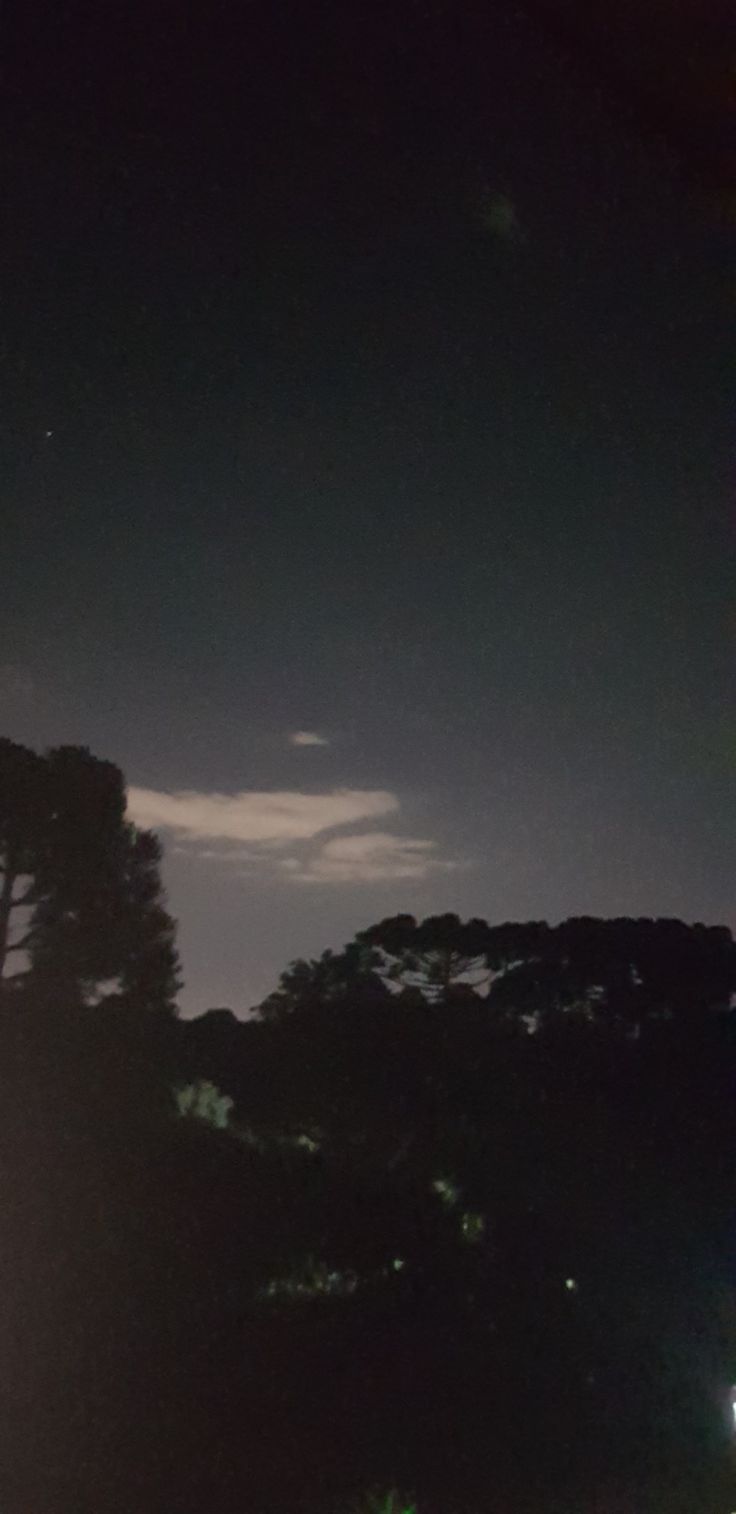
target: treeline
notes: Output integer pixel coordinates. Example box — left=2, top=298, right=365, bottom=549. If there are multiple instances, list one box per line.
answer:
left=1, top=737, right=735, bottom=1514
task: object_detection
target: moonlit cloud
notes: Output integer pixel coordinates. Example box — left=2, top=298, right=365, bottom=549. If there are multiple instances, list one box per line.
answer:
left=128, top=785, right=460, bottom=888
left=127, top=786, right=399, bottom=845
left=288, top=831, right=452, bottom=885
left=289, top=730, right=330, bottom=747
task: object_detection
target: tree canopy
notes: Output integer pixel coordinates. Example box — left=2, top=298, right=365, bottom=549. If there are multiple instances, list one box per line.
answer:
left=269, top=910, right=736, bottom=1032
left=0, top=737, right=179, bottom=1011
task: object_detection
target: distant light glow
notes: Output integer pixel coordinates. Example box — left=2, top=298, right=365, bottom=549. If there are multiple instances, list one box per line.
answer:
left=262, top=1261, right=358, bottom=1301
left=565, top=1277, right=579, bottom=1293
left=461, top=1211, right=485, bottom=1243
left=174, top=1079, right=233, bottom=1129
left=432, top=1175, right=460, bottom=1207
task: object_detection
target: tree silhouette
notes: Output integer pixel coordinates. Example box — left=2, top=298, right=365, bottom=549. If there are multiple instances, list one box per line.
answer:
left=0, top=737, right=179, bottom=1011
left=259, top=942, right=388, bottom=1019
left=487, top=916, right=736, bottom=1033
left=0, top=737, right=46, bottom=979
left=357, top=913, right=491, bottom=1001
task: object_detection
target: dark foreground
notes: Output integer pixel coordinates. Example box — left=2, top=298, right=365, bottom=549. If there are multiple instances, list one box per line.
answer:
left=1, top=996, right=735, bottom=1514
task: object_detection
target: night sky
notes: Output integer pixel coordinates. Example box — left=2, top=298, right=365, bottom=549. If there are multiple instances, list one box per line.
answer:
left=2, top=1, right=733, bottom=1014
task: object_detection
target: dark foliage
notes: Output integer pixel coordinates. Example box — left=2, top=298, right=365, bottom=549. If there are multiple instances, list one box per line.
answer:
left=0, top=738, right=180, bottom=1011
left=1, top=861, right=735, bottom=1510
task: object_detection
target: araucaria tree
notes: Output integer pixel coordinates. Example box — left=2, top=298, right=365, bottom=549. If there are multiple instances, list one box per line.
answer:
left=0, top=738, right=179, bottom=1010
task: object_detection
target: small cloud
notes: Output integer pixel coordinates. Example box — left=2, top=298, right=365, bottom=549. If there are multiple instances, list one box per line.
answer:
left=291, top=831, right=454, bottom=885
left=127, top=785, right=398, bottom=846
left=289, top=730, right=330, bottom=747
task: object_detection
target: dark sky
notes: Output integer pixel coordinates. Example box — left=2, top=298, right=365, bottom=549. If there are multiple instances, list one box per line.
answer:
left=2, top=1, right=733, bottom=1014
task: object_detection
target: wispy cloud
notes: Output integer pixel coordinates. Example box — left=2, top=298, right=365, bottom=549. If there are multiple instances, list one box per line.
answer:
left=287, top=831, right=453, bottom=885
left=288, top=730, right=330, bottom=747
left=127, top=786, right=398, bottom=845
